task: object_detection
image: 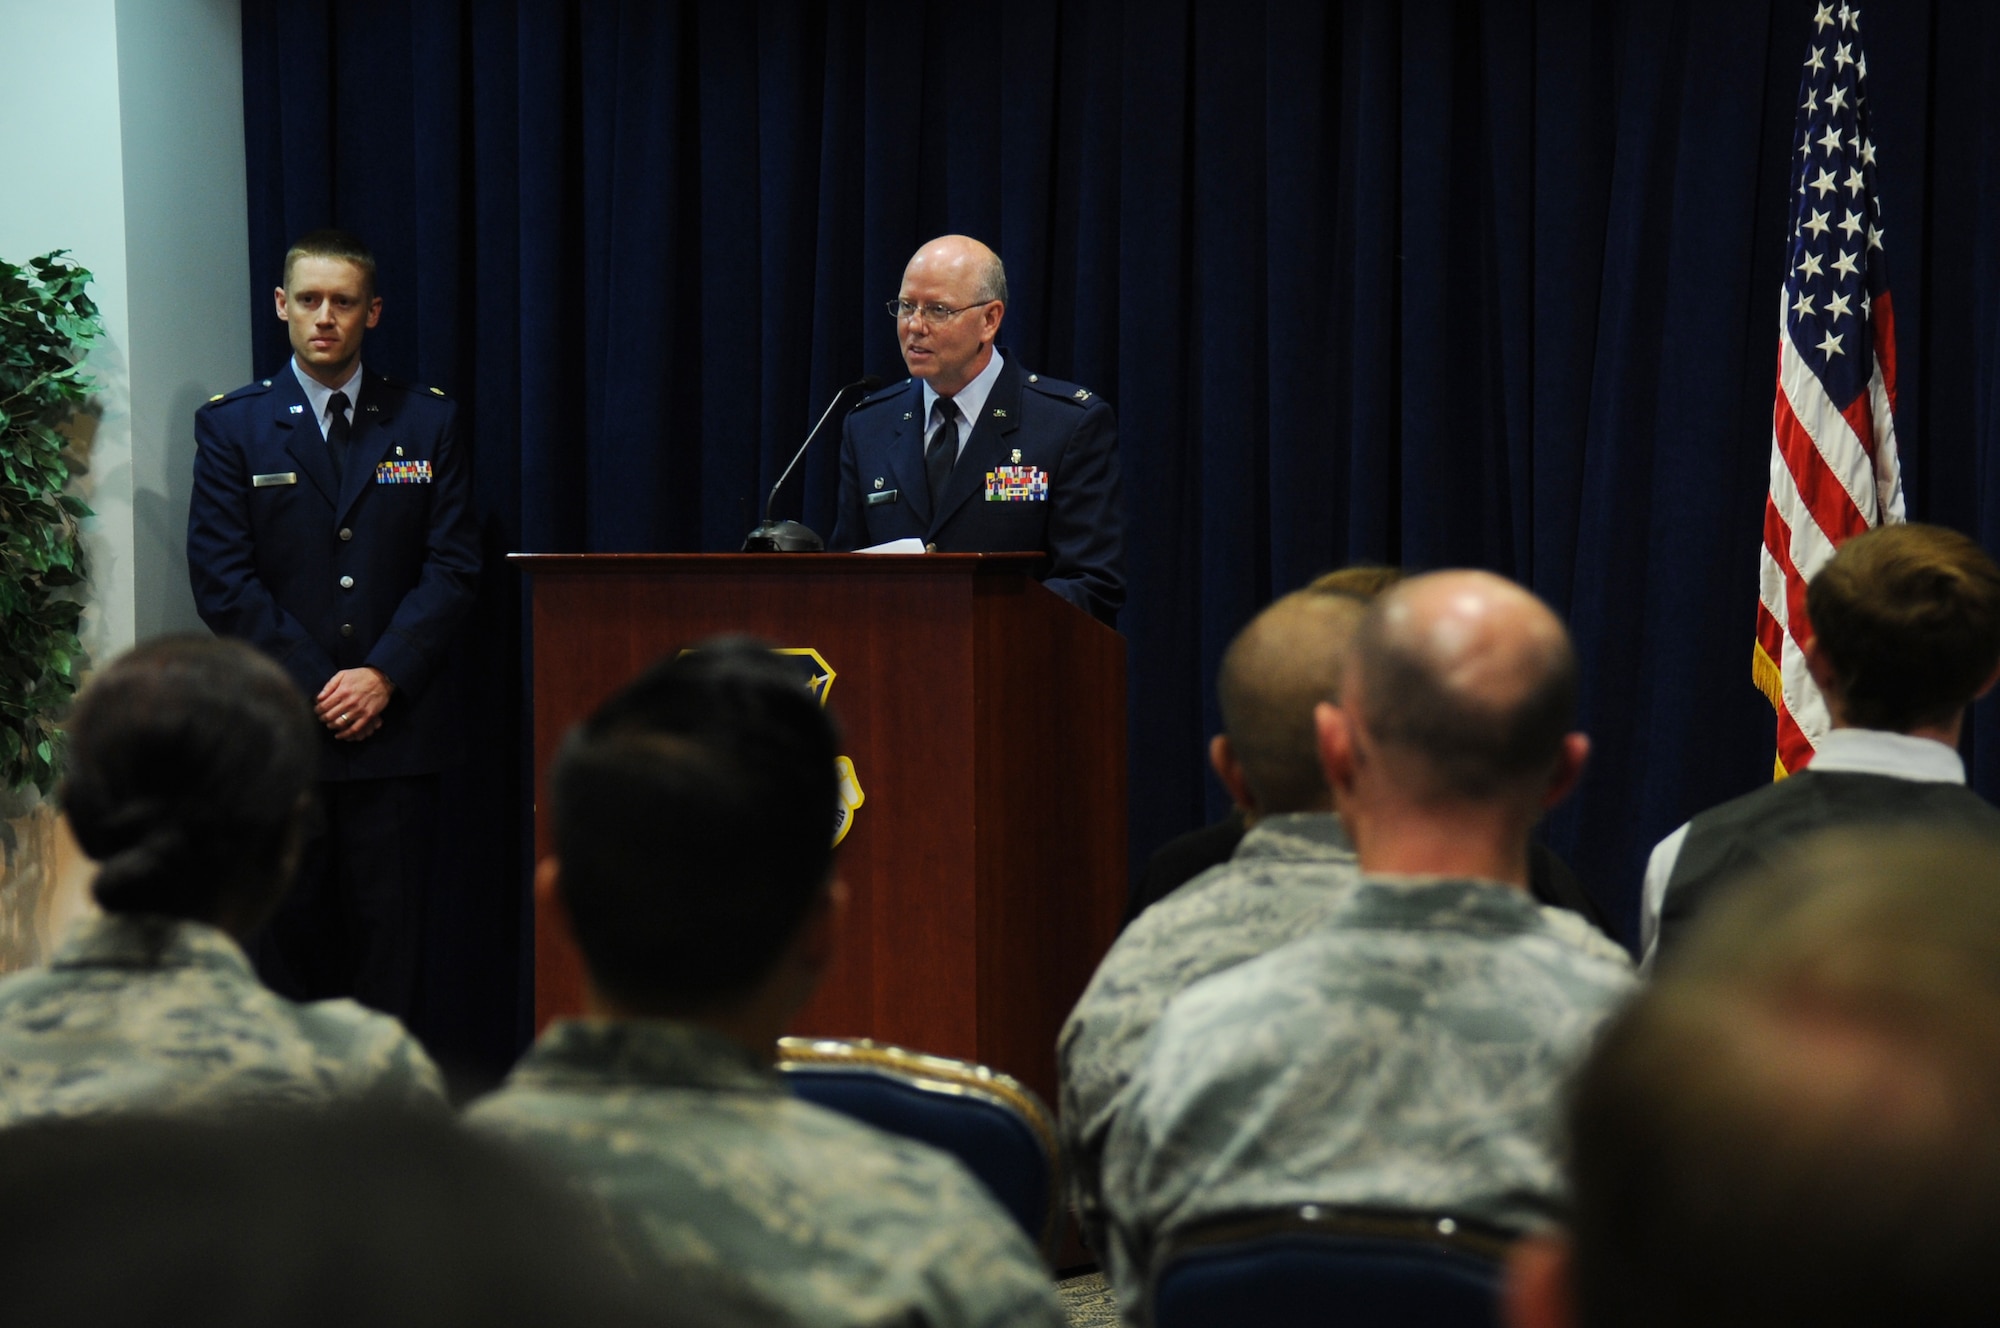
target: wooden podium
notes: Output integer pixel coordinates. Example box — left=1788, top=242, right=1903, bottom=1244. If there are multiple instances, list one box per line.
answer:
left=511, top=552, right=1126, bottom=1104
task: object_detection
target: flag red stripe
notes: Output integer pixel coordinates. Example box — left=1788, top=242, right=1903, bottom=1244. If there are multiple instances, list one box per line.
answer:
left=1774, top=388, right=1870, bottom=546
left=1760, top=493, right=1817, bottom=658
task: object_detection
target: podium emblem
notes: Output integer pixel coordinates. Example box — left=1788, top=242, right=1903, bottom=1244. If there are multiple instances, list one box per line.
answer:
left=773, top=648, right=866, bottom=845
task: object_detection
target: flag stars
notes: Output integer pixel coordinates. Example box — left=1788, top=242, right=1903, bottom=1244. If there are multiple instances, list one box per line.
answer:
left=1818, top=124, right=1845, bottom=154
left=1807, top=46, right=1826, bottom=73
left=1792, top=289, right=1818, bottom=320
left=1867, top=223, right=1884, bottom=251
left=1805, top=209, right=1832, bottom=238
left=1838, top=209, right=1864, bottom=238
left=1803, top=88, right=1820, bottom=116
left=1818, top=329, right=1845, bottom=358
left=1845, top=167, right=1866, bottom=197
left=1858, top=53, right=1867, bottom=79
left=1838, top=5, right=1854, bottom=31
left=1834, top=41, right=1854, bottom=69
left=1861, top=138, right=1877, bottom=166
left=1826, top=83, right=1850, bottom=113
left=1810, top=167, right=1839, bottom=197
left=1833, top=249, right=1860, bottom=278
left=1798, top=250, right=1826, bottom=280
left=1825, top=291, right=1853, bottom=322
left=1814, top=2, right=1834, bottom=30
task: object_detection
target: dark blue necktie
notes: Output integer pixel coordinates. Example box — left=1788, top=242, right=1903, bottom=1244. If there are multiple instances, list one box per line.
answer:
left=326, top=390, right=352, bottom=485
left=927, top=396, right=958, bottom=510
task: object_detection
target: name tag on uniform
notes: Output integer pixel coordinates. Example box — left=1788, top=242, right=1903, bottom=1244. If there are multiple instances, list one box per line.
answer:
left=252, top=472, right=297, bottom=487
left=985, top=466, right=1048, bottom=501
left=375, top=459, right=433, bottom=484
left=867, top=489, right=900, bottom=506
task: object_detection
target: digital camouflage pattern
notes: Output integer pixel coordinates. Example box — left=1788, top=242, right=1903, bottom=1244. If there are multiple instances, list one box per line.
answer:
left=466, top=1018, right=1067, bottom=1328
left=1101, top=877, right=1635, bottom=1321
left=1057, top=812, right=1360, bottom=1253
left=0, top=914, right=445, bottom=1122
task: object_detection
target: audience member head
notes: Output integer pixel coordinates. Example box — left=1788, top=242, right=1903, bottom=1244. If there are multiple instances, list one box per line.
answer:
left=59, top=635, right=316, bottom=937
left=1304, top=564, right=1404, bottom=601
left=0, top=1110, right=739, bottom=1328
left=1804, top=521, right=2000, bottom=734
left=1510, top=828, right=2000, bottom=1328
left=1322, top=568, right=1582, bottom=823
left=1211, top=568, right=1399, bottom=818
left=547, top=637, right=841, bottom=1022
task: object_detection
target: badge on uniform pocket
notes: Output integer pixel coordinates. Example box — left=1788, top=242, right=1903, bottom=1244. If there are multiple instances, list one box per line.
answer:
left=985, top=466, right=1048, bottom=501
left=375, top=459, right=433, bottom=484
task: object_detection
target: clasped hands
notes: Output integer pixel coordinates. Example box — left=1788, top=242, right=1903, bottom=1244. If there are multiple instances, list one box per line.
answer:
left=316, top=667, right=394, bottom=742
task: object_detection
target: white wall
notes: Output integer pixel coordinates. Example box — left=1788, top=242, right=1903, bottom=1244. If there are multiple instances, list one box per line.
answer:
left=116, top=0, right=252, bottom=641
left=0, top=0, right=248, bottom=661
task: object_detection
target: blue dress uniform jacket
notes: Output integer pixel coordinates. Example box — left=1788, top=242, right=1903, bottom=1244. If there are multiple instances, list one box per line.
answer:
left=187, top=369, right=480, bottom=781
left=829, top=355, right=1125, bottom=625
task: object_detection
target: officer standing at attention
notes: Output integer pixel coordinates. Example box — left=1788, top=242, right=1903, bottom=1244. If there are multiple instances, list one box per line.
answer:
left=186, top=229, right=480, bottom=1022
left=829, top=235, right=1125, bottom=625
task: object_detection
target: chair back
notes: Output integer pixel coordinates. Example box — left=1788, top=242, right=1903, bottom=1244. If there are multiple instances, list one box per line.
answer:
left=775, top=1036, right=1061, bottom=1257
left=1151, top=1206, right=1510, bottom=1328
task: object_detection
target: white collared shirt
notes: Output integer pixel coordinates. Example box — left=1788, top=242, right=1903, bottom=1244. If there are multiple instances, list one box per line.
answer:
left=1638, top=727, right=1967, bottom=967
left=921, top=348, right=1005, bottom=462
left=291, top=358, right=364, bottom=440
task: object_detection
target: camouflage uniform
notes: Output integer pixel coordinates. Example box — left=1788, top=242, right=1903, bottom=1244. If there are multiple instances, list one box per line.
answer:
left=466, top=1018, right=1067, bottom=1328
left=1100, top=876, right=1634, bottom=1321
left=0, top=913, right=444, bottom=1123
left=1057, top=812, right=1359, bottom=1253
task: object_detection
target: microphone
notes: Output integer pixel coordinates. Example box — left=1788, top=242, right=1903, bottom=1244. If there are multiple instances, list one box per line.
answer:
left=743, top=375, right=883, bottom=552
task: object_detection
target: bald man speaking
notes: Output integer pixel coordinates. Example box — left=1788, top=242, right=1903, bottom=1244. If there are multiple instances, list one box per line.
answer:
left=829, top=236, right=1125, bottom=625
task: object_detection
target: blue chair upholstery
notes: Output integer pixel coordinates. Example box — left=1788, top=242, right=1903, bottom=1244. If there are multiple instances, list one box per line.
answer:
left=775, top=1036, right=1061, bottom=1257
left=1151, top=1206, right=1510, bottom=1328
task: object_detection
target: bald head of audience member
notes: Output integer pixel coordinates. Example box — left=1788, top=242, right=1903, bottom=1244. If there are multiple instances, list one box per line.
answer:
left=1211, top=574, right=1398, bottom=821
left=1508, top=829, right=2000, bottom=1328
left=1317, top=570, right=1584, bottom=883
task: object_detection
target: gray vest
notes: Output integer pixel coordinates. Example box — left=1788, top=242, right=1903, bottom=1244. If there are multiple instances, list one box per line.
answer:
left=1657, top=770, right=2000, bottom=959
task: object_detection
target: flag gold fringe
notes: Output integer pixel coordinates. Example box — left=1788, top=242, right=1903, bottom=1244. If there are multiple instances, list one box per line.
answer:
left=1751, top=640, right=1785, bottom=713
left=1753, top=641, right=1792, bottom=781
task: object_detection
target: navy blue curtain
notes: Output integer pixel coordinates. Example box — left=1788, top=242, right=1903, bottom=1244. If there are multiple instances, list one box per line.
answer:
left=240, top=0, right=2000, bottom=1073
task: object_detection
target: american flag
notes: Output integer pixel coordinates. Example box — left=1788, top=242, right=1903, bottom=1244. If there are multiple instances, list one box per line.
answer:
left=1756, top=0, right=1904, bottom=776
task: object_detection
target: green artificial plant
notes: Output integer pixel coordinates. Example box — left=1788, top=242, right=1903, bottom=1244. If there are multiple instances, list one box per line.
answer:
left=0, top=251, right=99, bottom=796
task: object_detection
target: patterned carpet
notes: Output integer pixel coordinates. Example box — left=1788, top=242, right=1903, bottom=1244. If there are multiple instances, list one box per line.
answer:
left=1058, top=1270, right=1119, bottom=1328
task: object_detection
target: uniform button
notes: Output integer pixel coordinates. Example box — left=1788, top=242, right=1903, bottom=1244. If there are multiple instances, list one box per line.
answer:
left=339, top=575, right=355, bottom=589
left=340, top=624, right=354, bottom=638
left=925, top=542, right=937, bottom=553
left=339, top=527, right=353, bottom=541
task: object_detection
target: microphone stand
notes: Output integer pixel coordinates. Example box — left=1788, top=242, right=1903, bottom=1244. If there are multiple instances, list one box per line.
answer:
left=743, top=375, right=882, bottom=552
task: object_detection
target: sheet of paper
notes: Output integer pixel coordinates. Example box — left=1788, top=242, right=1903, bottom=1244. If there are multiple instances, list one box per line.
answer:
left=856, top=538, right=927, bottom=555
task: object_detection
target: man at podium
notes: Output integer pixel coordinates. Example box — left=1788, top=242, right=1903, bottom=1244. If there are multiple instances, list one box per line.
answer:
left=830, top=235, right=1126, bottom=625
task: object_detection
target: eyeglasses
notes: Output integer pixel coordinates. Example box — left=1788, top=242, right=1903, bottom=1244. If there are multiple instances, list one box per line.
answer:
left=885, top=298, right=997, bottom=324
